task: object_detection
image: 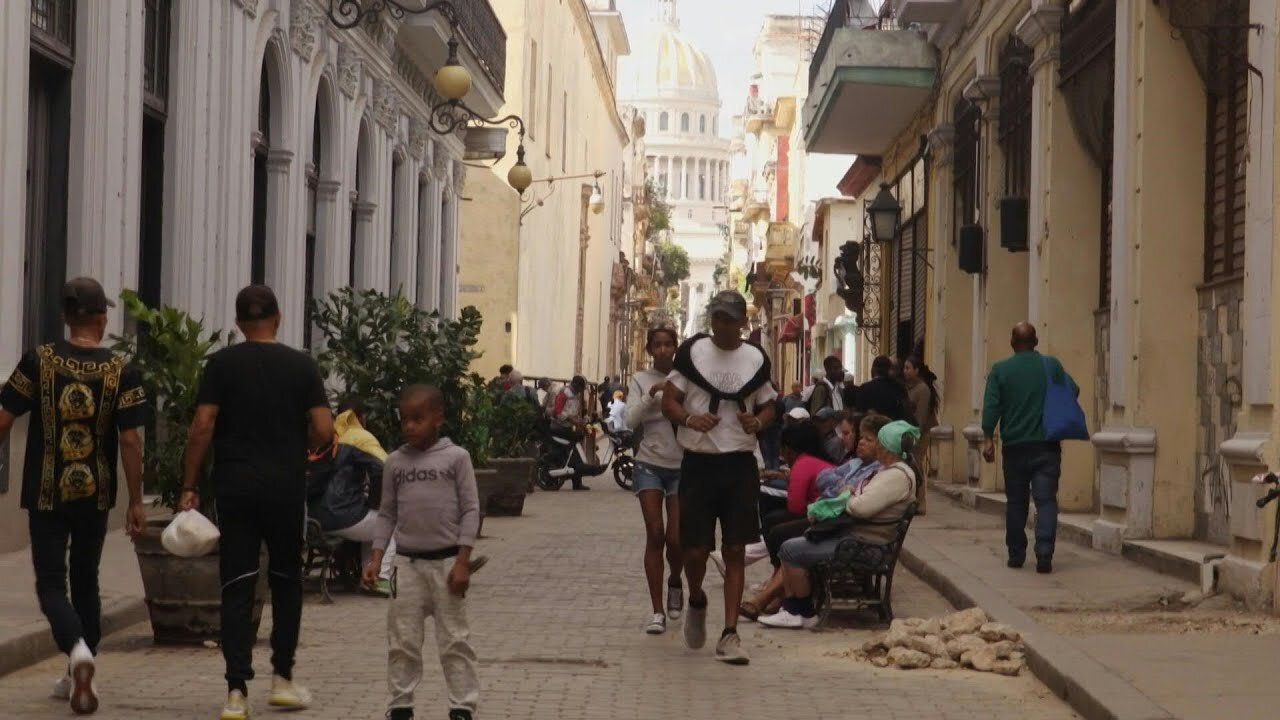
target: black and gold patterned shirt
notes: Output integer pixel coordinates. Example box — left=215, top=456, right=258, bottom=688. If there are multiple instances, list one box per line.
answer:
left=0, top=341, right=146, bottom=511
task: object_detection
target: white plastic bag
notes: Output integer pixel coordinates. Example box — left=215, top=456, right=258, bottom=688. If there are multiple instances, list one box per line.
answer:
left=161, top=509, right=221, bottom=558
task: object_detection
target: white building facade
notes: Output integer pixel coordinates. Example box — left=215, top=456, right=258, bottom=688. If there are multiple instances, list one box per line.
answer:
left=618, top=0, right=731, bottom=335
left=0, top=0, right=506, bottom=552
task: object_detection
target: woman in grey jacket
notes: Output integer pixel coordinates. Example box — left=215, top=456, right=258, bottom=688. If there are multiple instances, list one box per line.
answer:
left=625, top=326, right=686, bottom=635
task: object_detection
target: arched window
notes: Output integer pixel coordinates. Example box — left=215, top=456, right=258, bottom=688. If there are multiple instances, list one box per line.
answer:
left=681, top=113, right=690, bottom=132
left=659, top=111, right=669, bottom=131
left=699, top=115, right=706, bottom=134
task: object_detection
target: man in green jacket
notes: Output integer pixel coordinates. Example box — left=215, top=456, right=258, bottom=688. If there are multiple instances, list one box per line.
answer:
left=981, top=322, right=1078, bottom=574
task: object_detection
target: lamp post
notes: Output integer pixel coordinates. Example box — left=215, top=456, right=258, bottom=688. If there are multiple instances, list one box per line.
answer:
left=867, top=182, right=902, bottom=243
left=322, top=1, right=532, bottom=196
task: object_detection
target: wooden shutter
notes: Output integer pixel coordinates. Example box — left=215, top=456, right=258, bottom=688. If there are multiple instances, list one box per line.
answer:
left=1203, top=0, right=1249, bottom=283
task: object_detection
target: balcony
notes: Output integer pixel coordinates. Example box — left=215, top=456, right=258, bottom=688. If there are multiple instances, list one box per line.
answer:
left=400, top=0, right=507, bottom=115
left=765, top=222, right=799, bottom=267
left=744, top=95, right=774, bottom=135
left=744, top=190, right=770, bottom=223
left=805, top=0, right=937, bottom=156
left=896, top=0, right=962, bottom=25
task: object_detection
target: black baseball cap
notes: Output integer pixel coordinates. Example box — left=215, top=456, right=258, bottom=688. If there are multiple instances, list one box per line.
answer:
left=62, top=277, right=115, bottom=318
left=706, top=290, right=749, bottom=321
left=235, top=285, right=281, bottom=322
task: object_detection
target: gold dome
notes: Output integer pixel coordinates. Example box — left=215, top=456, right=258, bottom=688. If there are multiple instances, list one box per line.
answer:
left=622, top=2, right=719, bottom=103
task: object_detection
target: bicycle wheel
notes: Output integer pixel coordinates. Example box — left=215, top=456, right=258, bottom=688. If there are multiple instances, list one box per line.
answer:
left=613, top=454, right=634, bottom=491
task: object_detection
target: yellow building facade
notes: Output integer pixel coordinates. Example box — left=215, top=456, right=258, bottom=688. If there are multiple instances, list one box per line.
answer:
left=808, top=0, right=1280, bottom=611
left=461, top=0, right=631, bottom=380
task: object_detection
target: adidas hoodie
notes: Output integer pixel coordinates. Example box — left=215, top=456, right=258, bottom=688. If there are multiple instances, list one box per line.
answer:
left=373, top=437, right=480, bottom=553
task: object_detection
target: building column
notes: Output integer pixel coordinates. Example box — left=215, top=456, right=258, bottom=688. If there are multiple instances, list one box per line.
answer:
left=67, top=0, right=145, bottom=335
left=265, top=149, right=301, bottom=344
left=418, top=143, right=446, bottom=312
left=1017, top=3, right=1097, bottom=513
left=440, top=158, right=466, bottom=318
left=1094, top=0, right=1205, bottom=550
left=1220, top=0, right=1280, bottom=611
left=0, top=2, right=29, bottom=370
left=666, top=155, right=673, bottom=200
left=391, top=155, right=420, bottom=300
left=926, top=123, right=967, bottom=487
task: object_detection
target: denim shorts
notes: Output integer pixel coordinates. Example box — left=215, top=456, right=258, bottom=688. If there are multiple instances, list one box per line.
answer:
left=633, top=462, right=680, bottom=497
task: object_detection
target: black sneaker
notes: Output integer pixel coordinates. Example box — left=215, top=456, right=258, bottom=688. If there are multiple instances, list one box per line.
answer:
left=387, top=708, right=413, bottom=720
left=448, top=710, right=473, bottom=720
left=1036, top=558, right=1053, bottom=574
left=1007, top=556, right=1024, bottom=569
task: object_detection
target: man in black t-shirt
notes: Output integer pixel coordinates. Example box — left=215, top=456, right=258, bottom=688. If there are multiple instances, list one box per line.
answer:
left=0, top=277, right=147, bottom=715
left=179, top=285, right=333, bottom=720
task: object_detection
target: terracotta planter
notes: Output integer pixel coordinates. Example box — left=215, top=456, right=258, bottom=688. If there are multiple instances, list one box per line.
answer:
left=133, top=517, right=267, bottom=644
left=482, top=458, right=533, bottom=516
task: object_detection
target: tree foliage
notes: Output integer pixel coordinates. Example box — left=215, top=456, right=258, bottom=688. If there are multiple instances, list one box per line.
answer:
left=655, top=241, right=691, bottom=288
left=310, top=288, right=492, bottom=467
left=111, top=290, right=235, bottom=515
left=645, top=178, right=673, bottom=242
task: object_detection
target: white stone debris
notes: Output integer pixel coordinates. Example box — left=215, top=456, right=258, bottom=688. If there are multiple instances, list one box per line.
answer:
left=857, top=608, right=1026, bottom=676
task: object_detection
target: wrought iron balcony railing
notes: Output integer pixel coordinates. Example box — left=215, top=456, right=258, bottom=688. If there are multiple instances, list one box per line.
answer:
left=455, top=0, right=507, bottom=95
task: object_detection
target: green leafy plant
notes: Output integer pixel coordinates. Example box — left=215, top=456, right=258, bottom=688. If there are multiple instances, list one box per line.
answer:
left=489, top=395, right=539, bottom=458
left=111, top=290, right=234, bottom=515
left=655, top=241, right=691, bottom=288
left=309, top=288, right=489, bottom=465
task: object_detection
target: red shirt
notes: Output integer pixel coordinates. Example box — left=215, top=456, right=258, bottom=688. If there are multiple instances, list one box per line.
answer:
left=787, top=453, right=835, bottom=515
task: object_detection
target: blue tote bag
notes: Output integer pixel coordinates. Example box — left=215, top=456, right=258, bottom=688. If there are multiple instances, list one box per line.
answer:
left=1042, top=358, right=1089, bottom=441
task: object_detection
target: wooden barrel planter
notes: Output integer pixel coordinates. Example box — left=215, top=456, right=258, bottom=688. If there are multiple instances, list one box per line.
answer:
left=482, top=458, right=533, bottom=516
left=133, top=517, right=267, bottom=644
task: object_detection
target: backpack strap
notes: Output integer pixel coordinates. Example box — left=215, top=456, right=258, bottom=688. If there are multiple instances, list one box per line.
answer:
left=671, top=335, right=773, bottom=413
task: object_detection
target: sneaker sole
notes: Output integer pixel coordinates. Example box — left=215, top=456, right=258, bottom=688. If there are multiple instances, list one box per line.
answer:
left=220, top=711, right=248, bottom=720
left=268, top=696, right=310, bottom=710
left=645, top=625, right=666, bottom=635
left=714, top=653, right=750, bottom=665
left=69, top=662, right=96, bottom=715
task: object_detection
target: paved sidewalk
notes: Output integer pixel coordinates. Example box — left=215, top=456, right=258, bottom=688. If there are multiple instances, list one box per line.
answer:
left=903, top=492, right=1280, bottom=720
left=0, top=526, right=147, bottom=677
left=0, top=486, right=1077, bottom=719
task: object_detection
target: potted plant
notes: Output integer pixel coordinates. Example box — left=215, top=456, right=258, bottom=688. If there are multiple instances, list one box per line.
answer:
left=112, top=291, right=269, bottom=644
left=310, top=290, right=499, bottom=526
left=484, top=396, right=539, bottom=515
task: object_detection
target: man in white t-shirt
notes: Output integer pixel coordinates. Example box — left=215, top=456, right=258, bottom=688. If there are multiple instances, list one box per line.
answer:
left=662, top=290, right=777, bottom=666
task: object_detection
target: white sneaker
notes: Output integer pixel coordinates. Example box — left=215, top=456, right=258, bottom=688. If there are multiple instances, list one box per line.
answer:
left=758, top=608, right=818, bottom=629
left=714, top=631, right=750, bottom=665
left=709, top=551, right=726, bottom=578
left=644, top=612, right=667, bottom=635
left=68, top=640, right=97, bottom=715
left=52, top=673, right=71, bottom=700
left=268, top=674, right=312, bottom=709
left=221, top=689, right=250, bottom=720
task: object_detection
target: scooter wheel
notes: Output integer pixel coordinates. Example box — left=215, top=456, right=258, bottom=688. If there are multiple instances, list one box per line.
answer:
left=535, top=463, right=566, bottom=491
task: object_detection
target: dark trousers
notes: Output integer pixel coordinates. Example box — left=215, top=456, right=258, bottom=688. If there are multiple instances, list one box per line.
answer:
left=1002, top=443, right=1062, bottom=562
left=218, top=494, right=305, bottom=691
left=759, top=430, right=781, bottom=471
left=765, top=516, right=810, bottom=566
left=28, top=504, right=110, bottom=655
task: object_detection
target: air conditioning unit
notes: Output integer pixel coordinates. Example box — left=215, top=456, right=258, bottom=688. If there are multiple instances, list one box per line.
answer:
left=897, top=0, right=962, bottom=25
left=958, top=224, right=984, bottom=274
left=999, top=196, right=1029, bottom=252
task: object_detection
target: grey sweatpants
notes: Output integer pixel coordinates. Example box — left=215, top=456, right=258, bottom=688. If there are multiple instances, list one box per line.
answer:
left=387, top=555, right=480, bottom=713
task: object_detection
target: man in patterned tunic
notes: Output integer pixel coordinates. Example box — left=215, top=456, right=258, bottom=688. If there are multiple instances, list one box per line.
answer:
left=0, top=277, right=147, bottom=715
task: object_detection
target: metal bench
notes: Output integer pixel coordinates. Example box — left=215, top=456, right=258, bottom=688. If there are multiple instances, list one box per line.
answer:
left=303, top=517, right=356, bottom=603
left=810, top=501, right=918, bottom=628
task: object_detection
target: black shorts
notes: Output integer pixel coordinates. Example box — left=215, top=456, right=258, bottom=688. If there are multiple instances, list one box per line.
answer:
left=678, top=451, right=760, bottom=549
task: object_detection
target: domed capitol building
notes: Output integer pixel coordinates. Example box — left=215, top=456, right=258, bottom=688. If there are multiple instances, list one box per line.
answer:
left=619, top=0, right=732, bottom=335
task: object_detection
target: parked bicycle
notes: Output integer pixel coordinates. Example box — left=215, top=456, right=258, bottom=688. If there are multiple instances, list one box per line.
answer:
left=534, top=417, right=634, bottom=491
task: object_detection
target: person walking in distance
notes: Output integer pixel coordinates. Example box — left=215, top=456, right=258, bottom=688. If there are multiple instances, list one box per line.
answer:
left=179, top=285, right=334, bottom=720
left=624, top=326, right=686, bottom=635
left=982, top=322, right=1078, bottom=574
left=0, top=277, right=148, bottom=715
left=364, top=385, right=481, bottom=720
left=662, top=290, right=777, bottom=665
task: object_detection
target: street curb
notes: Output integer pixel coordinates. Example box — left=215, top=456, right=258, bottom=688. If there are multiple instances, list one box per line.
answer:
left=899, top=538, right=1176, bottom=720
left=0, top=597, right=148, bottom=679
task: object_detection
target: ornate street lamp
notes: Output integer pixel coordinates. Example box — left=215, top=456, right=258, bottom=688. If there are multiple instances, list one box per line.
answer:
left=589, top=181, right=605, bottom=215
left=867, top=182, right=902, bottom=243
left=323, top=1, right=532, bottom=195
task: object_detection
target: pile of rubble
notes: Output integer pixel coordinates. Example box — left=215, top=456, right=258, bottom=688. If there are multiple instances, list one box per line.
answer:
left=859, top=607, right=1026, bottom=675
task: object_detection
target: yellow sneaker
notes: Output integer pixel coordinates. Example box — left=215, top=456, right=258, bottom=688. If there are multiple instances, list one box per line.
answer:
left=268, top=675, right=312, bottom=710
left=220, top=690, right=249, bottom=720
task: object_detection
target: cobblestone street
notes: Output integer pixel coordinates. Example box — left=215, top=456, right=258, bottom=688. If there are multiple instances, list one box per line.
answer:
left=0, top=487, right=1077, bottom=720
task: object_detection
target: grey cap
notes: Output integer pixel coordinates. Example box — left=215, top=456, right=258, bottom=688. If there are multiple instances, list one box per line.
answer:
left=815, top=407, right=840, bottom=420
left=706, top=290, right=748, bottom=321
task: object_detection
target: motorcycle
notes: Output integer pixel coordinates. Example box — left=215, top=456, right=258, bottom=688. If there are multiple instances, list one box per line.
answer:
left=535, top=417, right=635, bottom=491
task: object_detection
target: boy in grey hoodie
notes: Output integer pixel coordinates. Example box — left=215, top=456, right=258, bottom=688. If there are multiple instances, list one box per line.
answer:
left=364, top=385, right=480, bottom=720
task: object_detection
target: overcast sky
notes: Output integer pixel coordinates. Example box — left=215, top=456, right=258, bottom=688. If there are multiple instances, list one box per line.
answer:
left=612, top=0, right=832, bottom=128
